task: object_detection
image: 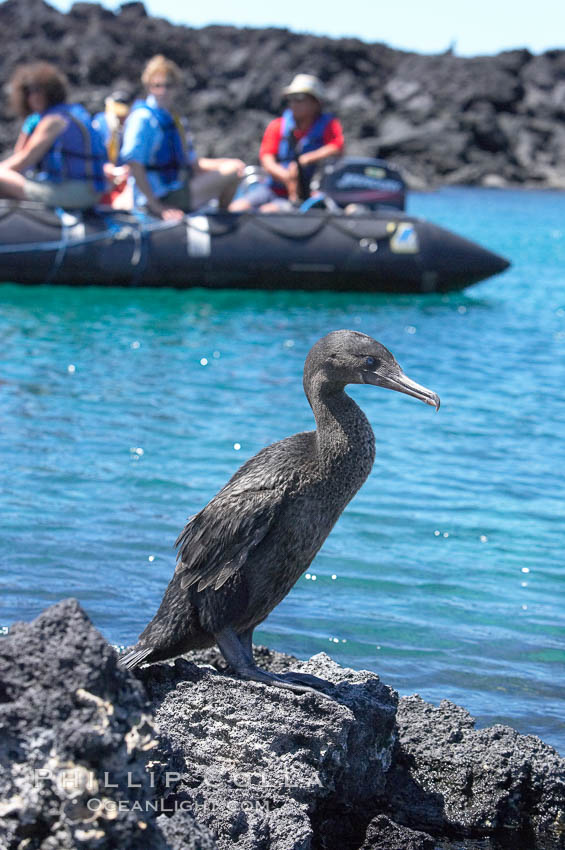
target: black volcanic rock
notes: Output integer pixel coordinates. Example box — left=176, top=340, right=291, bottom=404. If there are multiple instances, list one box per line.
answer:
left=139, top=651, right=398, bottom=850
left=360, top=815, right=434, bottom=850
left=384, top=695, right=565, bottom=846
left=0, top=598, right=215, bottom=849
left=1, top=600, right=564, bottom=849
left=1, top=0, right=565, bottom=188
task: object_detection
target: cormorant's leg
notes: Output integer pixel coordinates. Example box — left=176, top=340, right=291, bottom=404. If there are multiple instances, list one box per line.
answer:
left=239, top=626, right=331, bottom=690
left=214, top=627, right=333, bottom=700
left=238, top=627, right=255, bottom=665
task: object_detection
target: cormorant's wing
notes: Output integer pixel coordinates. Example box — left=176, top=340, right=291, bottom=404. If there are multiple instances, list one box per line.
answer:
left=174, top=486, right=284, bottom=593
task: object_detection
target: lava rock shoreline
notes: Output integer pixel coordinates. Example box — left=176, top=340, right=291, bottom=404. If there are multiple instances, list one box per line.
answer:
left=0, top=599, right=563, bottom=850
left=1, top=0, right=565, bottom=190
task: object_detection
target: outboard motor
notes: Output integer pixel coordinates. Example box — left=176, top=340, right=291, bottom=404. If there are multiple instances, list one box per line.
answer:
left=232, top=165, right=270, bottom=204
left=314, top=157, right=406, bottom=211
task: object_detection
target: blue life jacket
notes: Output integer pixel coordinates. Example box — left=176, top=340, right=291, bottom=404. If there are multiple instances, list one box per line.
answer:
left=37, top=104, right=106, bottom=191
left=92, top=111, right=110, bottom=143
left=128, top=99, right=190, bottom=187
left=270, top=108, right=333, bottom=193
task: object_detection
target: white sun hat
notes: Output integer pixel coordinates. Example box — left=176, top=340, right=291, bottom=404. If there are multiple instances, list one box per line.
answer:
left=281, top=73, right=326, bottom=103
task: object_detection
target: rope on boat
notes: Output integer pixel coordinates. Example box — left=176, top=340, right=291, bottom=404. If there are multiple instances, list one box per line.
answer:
left=0, top=215, right=181, bottom=256
left=0, top=208, right=383, bottom=258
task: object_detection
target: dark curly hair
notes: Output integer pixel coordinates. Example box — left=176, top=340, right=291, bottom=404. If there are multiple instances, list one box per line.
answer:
left=9, top=62, right=68, bottom=118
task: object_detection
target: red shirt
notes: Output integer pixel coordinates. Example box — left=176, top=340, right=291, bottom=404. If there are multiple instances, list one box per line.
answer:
left=259, top=115, right=345, bottom=160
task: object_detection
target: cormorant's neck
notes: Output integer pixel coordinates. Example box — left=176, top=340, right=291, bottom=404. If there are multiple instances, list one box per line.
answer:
left=306, top=376, right=375, bottom=469
left=308, top=377, right=348, bottom=423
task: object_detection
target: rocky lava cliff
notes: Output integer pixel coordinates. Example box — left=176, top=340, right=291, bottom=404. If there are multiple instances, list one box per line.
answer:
left=1, top=0, right=565, bottom=189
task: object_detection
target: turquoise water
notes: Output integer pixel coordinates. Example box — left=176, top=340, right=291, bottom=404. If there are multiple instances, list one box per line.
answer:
left=1, top=187, right=564, bottom=755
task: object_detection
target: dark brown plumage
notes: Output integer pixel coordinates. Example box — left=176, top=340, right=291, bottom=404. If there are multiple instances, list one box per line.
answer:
left=119, top=330, right=439, bottom=695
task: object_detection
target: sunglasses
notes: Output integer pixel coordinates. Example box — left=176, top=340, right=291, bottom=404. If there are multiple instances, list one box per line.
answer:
left=23, top=85, right=43, bottom=95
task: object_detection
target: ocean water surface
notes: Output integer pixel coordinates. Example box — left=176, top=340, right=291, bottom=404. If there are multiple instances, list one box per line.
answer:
left=1, top=187, right=564, bottom=755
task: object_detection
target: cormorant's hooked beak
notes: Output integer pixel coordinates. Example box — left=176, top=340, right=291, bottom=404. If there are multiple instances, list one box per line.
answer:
left=363, top=366, right=440, bottom=410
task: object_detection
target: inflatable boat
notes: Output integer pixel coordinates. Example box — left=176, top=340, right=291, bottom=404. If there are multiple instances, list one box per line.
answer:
left=0, top=159, right=509, bottom=293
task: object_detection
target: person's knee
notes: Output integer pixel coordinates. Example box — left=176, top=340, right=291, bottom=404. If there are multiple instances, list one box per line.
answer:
left=220, top=159, right=244, bottom=178
left=0, top=169, right=26, bottom=200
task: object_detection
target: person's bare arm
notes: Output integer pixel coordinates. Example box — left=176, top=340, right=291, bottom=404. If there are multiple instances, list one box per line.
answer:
left=260, top=153, right=295, bottom=186
left=13, top=130, right=30, bottom=154
left=0, top=115, right=67, bottom=173
left=259, top=153, right=301, bottom=202
left=127, top=160, right=184, bottom=221
left=298, top=143, right=342, bottom=168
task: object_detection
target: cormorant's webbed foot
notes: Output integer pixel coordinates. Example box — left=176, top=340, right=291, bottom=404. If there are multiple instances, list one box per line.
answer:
left=215, top=627, right=334, bottom=700
left=274, top=670, right=332, bottom=689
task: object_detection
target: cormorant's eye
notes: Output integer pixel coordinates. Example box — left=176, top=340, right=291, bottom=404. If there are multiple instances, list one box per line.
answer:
left=365, top=356, right=379, bottom=369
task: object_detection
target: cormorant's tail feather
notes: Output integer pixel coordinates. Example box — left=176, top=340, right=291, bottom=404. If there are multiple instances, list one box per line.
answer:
left=119, top=646, right=154, bottom=670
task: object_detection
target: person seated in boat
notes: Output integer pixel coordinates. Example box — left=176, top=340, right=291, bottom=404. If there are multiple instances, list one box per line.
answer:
left=120, top=55, right=245, bottom=221
left=0, top=62, right=106, bottom=210
left=230, top=73, right=344, bottom=212
left=93, top=88, right=134, bottom=209
left=8, top=66, right=43, bottom=155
